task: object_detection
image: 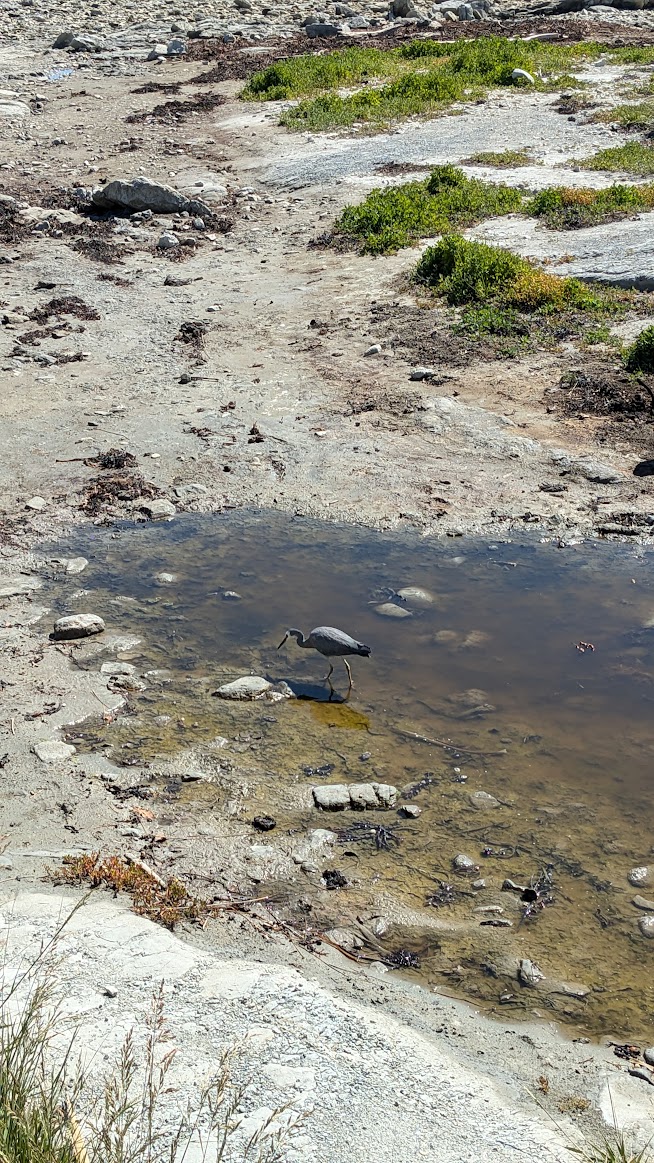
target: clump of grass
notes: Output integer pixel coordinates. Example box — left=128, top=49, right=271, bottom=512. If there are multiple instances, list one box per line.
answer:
left=52, top=854, right=262, bottom=930
left=590, top=101, right=654, bottom=130
left=260, top=36, right=601, bottom=132
left=415, top=235, right=626, bottom=318
left=463, top=148, right=536, bottom=167
left=578, top=142, right=654, bottom=175
left=528, top=183, right=654, bottom=229
left=0, top=950, right=297, bottom=1163
left=625, top=323, right=654, bottom=373
left=334, top=164, right=522, bottom=254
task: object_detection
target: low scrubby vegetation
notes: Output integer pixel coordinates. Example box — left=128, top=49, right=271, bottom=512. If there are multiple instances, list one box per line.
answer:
left=578, top=142, right=654, bottom=175
left=529, top=183, right=654, bottom=229
left=414, top=235, right=633, bottom=359
left=334, top=164, right=522, bottom=254
left=463, top=148, right=535, bottom=167
left=243, top=36, right=654, bottom=133
left=331, top=166, right=654, bottom=254
left=590, top=100, right=654, bottom=130
left=625, top=323, right=654, bottom=373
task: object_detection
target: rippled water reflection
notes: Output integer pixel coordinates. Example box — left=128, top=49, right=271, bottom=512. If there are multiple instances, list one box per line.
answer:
left=50, top=512, right=654, bottom=1038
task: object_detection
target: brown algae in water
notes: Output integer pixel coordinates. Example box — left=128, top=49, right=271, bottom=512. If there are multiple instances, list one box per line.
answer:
left=47, top=511, right=654, bottom=1038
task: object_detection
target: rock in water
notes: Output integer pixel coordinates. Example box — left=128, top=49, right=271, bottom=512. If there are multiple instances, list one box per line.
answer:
left=396, top=586, right=434, bottom=607
left=214, top=676, right=271, bottom=700
left=628, top=866, right=651, bottom=887
left=453, top=854, right=479, bottom=874
left=51, top=613, right=105, bottom=640
left=519, top=958, right=544, bottom=986
left=375, top=602, right=412, bottom=619
left=639, top=916, right=654, bottom=938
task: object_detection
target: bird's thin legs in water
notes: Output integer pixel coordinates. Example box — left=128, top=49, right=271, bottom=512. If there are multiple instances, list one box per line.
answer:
left=323, top=662, right=335, bottom=687
left=344, top=659, right=353, bottom=699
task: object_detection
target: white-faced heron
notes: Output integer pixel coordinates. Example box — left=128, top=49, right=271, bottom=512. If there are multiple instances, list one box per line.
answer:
left=277, top=626, right=371, bottom=697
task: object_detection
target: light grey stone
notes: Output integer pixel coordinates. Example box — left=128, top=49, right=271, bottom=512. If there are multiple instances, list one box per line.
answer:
left=375, top=602, right=412, bottom=619
left=25, top=496, right=46, bottom=510
left=157, top=232, right=179, bottom=249
left=65, top=557, right=88, bottom=574
left=313, top=785, right=351, bottom=810
left=100, top=662, right=136, bottom=677
left=469, top=790, right=501, bottom=810
left=0, top=579, right=41, bottom=598
left=519, top=958, right=544, bottom=986
left=93, top=177, right=209, bottom=217
left=147, top=43, right=167, bottom=59
left=166, top=38, right=186, bottom=53
left=396, top=585, right=434, bottom=607
left=215, top=676, right=271, bottom=700
left=453, top=853, right=479, bottom=873
left=633, top=895, right=654, bottom=910
left=52, top=613, right=105, bottom=640
left=639, top=916, right=654, bottom=938
left=140, top=499, right=176, bottom=519
left=628, top=866, right=651, bottom=887
left=33, top=740, right=76, bottom=763
left=0, top=101, right=30, bottom=118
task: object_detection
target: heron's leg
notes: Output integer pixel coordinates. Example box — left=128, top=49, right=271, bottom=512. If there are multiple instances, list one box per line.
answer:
left=323, top=662, right=334, bottom=687
left=344, top=658, right=353, bottom=697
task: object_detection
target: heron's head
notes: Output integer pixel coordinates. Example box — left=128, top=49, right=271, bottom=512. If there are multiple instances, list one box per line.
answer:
left=277, top=628, right=302, bottom=649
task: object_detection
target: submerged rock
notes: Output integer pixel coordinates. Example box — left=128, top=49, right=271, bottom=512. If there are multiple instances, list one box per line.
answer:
left=396, top=585, right=434, bottom=607
left=375, top=602, right=412, bottom=619
left=639, top=916, right=654, bottom=938
left=519, top=958, right=544, bottom=987
left=633, top=895, right=654, bottom=911
left=453, top=854, right=479, bottom=874
left=628, top=866, right=651, bottom=887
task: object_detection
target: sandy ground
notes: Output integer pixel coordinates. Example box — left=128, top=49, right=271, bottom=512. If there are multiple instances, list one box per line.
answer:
left=2, top=28, right=654, bottom=1160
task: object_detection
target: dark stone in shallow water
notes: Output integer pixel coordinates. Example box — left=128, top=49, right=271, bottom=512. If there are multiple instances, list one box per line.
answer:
left=634, top=459, right=654, bottom=477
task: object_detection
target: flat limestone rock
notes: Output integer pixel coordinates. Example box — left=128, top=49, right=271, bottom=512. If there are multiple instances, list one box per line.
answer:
left=33, top=740, right=76, bottom=763
left=0, top=578, right=42, bottom=598
left=313, top=782, right=397, bottom=810
left=51, top=613, right=105, bottom=640
left=214, top=676, right=271, bottom=700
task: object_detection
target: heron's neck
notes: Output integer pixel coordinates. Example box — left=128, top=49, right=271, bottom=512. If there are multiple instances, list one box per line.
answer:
left=289, top=629, right=307, bottom=647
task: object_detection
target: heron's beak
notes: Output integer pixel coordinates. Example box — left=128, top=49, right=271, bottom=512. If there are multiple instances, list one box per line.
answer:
left=277, top=632, right=289, bottom=650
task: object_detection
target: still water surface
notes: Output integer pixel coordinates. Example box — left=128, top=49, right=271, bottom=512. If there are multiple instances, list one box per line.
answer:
left=52, top=512, right=654, bottom=1038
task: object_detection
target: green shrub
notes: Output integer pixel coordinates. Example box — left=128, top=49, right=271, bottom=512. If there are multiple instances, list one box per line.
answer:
left=625, top=324, right=654, bottom=373
left=415, top=235, right=624, bottom=317
left=415, top=235, right=527, bottom=305
left=578, top=142, right=654, bottom=175
left=590, top=101, right=654, bottom=129
left=335, top=165, right=523, bottom=253
left=528, top=182, right=654, bottom=228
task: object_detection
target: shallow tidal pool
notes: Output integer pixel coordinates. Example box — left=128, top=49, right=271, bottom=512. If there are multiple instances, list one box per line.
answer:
left=49, top=511, right=654, bottom=1039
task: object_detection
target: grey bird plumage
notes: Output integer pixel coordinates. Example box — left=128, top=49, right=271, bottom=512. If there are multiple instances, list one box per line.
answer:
left=277, top=625, right=371, bottom=696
